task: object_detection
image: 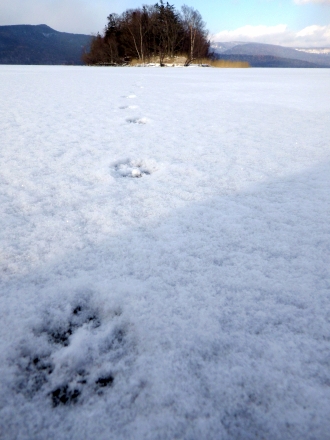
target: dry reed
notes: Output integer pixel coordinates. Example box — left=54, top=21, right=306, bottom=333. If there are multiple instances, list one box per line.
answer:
left=192, top=58, right=250, bottom=68
left=129, top=56, right=250, bottom=68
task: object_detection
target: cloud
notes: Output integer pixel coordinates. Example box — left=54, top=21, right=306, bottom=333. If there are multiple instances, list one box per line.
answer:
left=213, top=24, right=288, bottom=40
left=212, top=24, right=330, bottom=47
left=294, top=0, right=330, bottom=4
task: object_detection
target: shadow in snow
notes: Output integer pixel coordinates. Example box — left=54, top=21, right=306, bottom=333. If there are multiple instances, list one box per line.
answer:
left=1, top=161, right=330, bottom=440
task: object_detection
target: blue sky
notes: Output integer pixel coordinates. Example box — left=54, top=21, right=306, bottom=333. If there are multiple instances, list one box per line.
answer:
left=0, top=0, right=330, bottom=46
left=195, top=0, right=330, bottom=32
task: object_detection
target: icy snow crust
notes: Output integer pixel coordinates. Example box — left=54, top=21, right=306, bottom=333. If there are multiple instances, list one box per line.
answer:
left=0, top=66, right=330, bottom=439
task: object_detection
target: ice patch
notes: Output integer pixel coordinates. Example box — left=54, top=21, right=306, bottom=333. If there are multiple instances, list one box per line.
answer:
left=111, top=158, right=158, bottom=178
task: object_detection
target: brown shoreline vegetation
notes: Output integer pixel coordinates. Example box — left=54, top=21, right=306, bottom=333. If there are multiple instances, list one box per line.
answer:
left=86, top=56, right=250, bottom=68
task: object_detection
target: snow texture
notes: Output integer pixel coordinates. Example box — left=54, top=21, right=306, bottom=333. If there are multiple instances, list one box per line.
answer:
left=0, top=66, right=330, bottom=440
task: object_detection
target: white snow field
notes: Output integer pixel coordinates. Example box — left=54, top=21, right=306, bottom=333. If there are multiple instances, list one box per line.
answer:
left=0, top=66, right=330, bottom=440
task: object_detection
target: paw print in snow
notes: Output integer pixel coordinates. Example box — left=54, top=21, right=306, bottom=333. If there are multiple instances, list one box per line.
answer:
left=12, top=294, right=135, bottom=408
left=111, top=158, right=158, bottom=178
left=126, top=117, right=148, bottom=125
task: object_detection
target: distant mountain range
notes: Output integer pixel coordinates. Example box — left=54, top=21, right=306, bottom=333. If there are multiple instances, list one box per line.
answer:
left=0, top=24, right=91, bottom=65
left=1, top=24, right=330, bottom=67
left=212, top=42, right=330, bottom=68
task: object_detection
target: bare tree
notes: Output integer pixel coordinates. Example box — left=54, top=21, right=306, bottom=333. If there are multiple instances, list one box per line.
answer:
left=181, top=5, right=207, bottom=65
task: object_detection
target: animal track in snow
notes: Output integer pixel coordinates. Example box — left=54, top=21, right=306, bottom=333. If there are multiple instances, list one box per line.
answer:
left=126, top=117, right=148, bottom=125
left=111, top=158, right=158, bottom=178
left=46, top=303, right=100, bottom=347
left=12, top=294, right=134, bottom=407
left=119, top=105, right=138, bottom=110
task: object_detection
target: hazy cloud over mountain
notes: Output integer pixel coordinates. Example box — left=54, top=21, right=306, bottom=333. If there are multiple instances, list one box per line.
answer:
left=294, top=0, right=330, bottom=4
left=213, top=24, right=330, bottom=47
left=0, top=0, right=116, bottom=34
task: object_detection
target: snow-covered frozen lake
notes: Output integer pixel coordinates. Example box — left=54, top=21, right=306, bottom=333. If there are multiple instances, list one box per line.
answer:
left=0, top=65, right=329, bottom=439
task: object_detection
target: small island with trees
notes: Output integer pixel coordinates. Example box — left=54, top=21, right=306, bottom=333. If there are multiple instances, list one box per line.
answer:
left=83, top=1, right=212, bottom=67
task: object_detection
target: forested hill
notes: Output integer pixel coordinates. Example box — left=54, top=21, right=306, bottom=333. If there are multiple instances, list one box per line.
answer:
left=0, top=25, right=91, bottom=65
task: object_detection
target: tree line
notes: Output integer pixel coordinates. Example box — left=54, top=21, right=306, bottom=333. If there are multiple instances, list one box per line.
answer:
left=83, top=2, right=210, bottom=66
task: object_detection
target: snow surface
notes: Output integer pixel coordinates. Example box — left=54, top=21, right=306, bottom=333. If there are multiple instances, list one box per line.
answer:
left=0, top=66, right=330, bottom=440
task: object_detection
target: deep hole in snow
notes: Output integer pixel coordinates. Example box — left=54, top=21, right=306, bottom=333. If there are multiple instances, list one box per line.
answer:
left=51, top=385, right=81, bottom=407
left=96, top=375, right=114, bottom=388
left=16, top=354, right=54, bottom=398
left=49, top=326, right=73, bottom=346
